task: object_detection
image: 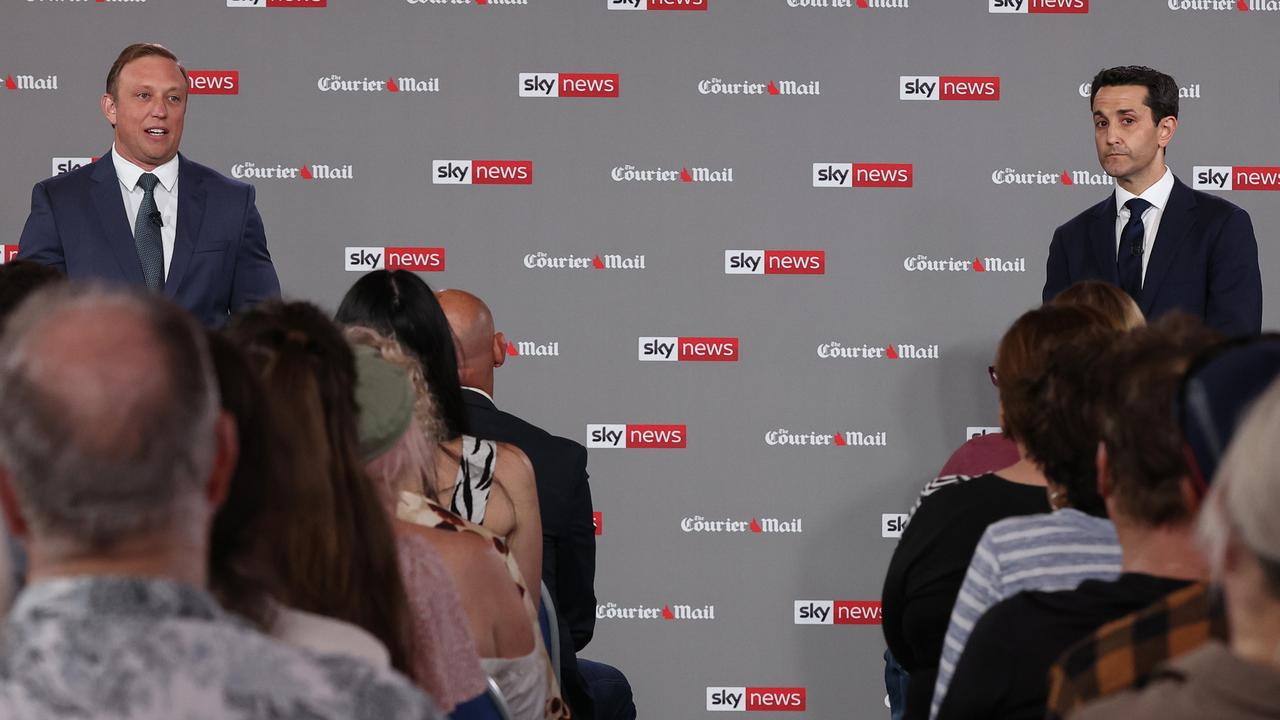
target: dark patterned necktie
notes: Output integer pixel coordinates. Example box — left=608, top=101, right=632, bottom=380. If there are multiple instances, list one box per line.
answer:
left=1117, top=197, right=1152, bottom=303
left=134, top=172, right=164, bottom=290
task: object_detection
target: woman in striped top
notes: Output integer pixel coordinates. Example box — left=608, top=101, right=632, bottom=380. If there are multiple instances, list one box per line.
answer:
left=928, top=333, right=1125, bottom=719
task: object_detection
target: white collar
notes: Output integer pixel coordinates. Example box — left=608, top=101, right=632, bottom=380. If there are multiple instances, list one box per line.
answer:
left=463, top=386, right=495, bottom=403
left=1114, top=165, right=1174, bottom=215
left=112, top=144, right=179, bottom=193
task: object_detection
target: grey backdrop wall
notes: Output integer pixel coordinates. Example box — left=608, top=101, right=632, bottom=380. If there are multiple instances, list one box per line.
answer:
left=3, top=1, right=1278, bottom=716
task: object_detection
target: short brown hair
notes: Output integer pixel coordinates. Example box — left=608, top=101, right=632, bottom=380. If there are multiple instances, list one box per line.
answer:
left=105, top=43, right=187, bottom=97
left=997, top=304, right=1113, bottom=443
left=1051, top=280, right=1146, bottom=331
left=1098, top=314, right=1222, bottom=526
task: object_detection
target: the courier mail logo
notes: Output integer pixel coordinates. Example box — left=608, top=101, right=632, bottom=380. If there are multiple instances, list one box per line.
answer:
left=227, top=0, right=328, bottom=7
left=638, top=337, right=739, bottom=362
left=519, top=73, right=619, bottom=97
left=725, top=250, right=825, bottom=275
left=587, top=424, right=687, bottom=449
left=794, top=600, right=883, bottom=625
left=900, top=76, right=1000, bottom=101
left=344, top=247, right=446, bottom=272
left=1194, top=165, right=1280, bottom=191
left=989, top=0, right=1087, bottom=11
left=433, top=160, right=532, bottom=185
left=706, top=687, right=806, bottom=712
left=609, top=0, right=707, bottom=9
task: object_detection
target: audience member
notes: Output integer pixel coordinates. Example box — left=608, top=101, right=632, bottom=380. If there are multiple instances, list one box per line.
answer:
left=336, top=271, right=543, bottom=596
left=1071, top=372, right=1280, bottom=718
left=226, top=302, right=487, bottom=713
left=205, top=332, right=390, bottom=665
left=439, top=289, right=632, bottom=720
left=1047, top=334, right=1280, bottom=718
left=350, top=326, right=566, bottom=720
left=936, top=315, right=1220, bottom=720
left=882, top=304, right=1113, bottom=720
left=0, top=285, right=441, bottom=718
left=929, top=333, right=1123, bottom=717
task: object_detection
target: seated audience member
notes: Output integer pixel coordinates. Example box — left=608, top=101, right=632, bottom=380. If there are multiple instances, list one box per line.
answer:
left=439, top=289, right=634, bottom=720
left=1046, top=335, right=1280, bottom=719
left=928, top=334, right=1124, bottom=718
left=205, top=333, right=391, bottom=666
left=226, top=303, right=487, bottom=713
left=0, top=286, right=441, bottom=719
left=350, top=327, right=564, bottom=720
left=1071, top=373, right=1280, bottom=719
left=936, top=315, right=1220, bottom=720
left=337, top=271, right=543, bottom=596
left=882, top=304, right=1114, bottom=720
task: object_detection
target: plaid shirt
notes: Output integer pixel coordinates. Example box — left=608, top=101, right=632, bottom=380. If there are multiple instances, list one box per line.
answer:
left=1045, top=582, right=1228, bottom=719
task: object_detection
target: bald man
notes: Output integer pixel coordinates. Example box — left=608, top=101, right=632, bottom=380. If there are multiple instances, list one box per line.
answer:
left=440, top=290, right=633, bottom=720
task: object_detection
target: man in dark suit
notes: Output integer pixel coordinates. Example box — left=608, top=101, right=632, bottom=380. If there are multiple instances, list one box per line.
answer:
left=1043, top=66, right=1261, bottom=336
left=439, top=289, right=635, bottom=720
left=17, top=43, right=279, bottom=327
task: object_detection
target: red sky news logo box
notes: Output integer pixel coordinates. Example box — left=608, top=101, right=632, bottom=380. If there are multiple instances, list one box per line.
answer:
left=345, top=247, right=446, bottom=272
left=638, top=337, right=739, bottom=361
left=706, top=687, right=806, bottom=712
left=609, top=0, right=707, bottom=9
left=587, top=424, right=686, bottom=449
left=900, top=76, right=1000, bottom=100
left=989, top=0, right=1087, bottom=11
left=794, top=600, right=883, bottom=625
left=2, top=246, right=17, bottom=264
left=433, top=161, right=532, bottom=185
left=813, top=163, right=913, bottom=188
left=1194, top=166, right=1280, bottom=191
left=187, top=70, right=238, bottom=95
left=519, top=73, right=619, bottom=97
left=593, top=511, right=603, bottom=536
left=725, top=250, right=825, bottom=275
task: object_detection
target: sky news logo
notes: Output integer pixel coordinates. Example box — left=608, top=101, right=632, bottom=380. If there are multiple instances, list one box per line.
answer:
left=187, top=70, right=238, bottom=95
left=813, top=163, right=913, bottom=188
left=900, top=76, right=1000, bottom=101
left=519, top=73, right=619, bottom=97
left=227, top=0, right=327, bottom=7
left=434, top=160, right=532, bottom=185
left=587, top=424, right=686, bottom=449
left=794, top=600, right=883, bottom=625
left=882, top=513, right=908, bottom=538
left=706, top=687, right=806, bottom=712
left=505, top=340, right=559, bottom=357
left=608, top=0, right=707, bottom=9
left=2, top=246, right=17, bottom=264
left=344, top=247, right=445, bottom=272
left=52, top=157, right=96, bottom=176
left=593, top=511, right=603, bottom=536
left=725, top=250, right=825, bottom=275
left=989, top=0, right=1087, bottom=11
left=1193, top=166, right=1280, bottom=191
left=967, top=425, right=1002, bottom=440
left=638, top=337, right=739, bottom=362
left=3, top=74, right=58, bottom=91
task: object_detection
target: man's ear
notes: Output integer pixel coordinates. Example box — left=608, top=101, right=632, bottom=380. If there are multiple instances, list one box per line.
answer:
left=206, top=412, right=238, bottom=511
left=1179, top=476, right=1203, bottom=516
left=101, top=93, right=118, bottom=129
left=0, top=467, right=30, bottom=541
left=1095, top=442, right=1113, bottom=499
left=493, top=331, right=507, bottom=369
left=1157, top=115, right=1178, bottom=150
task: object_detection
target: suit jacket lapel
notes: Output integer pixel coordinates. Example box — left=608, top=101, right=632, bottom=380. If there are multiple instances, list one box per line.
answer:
left=89, top=152, right=148, bottom=286
left=166, top=154, right=205, bottom=298
left=1089, top=194, right=1120, bottom=284
left=1141, top=177, right=1197, bottom=315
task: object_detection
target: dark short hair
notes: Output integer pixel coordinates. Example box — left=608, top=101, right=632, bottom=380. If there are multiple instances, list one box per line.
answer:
left=1050, top=280, right=1145, bottom=332
left=0, top=260, right=64, bottom=335
left=1089, top=65, right=1179, bottom=123
left=1097, top=314, right=1222, bottom=526
left=105, top=43, right=187, bottom=97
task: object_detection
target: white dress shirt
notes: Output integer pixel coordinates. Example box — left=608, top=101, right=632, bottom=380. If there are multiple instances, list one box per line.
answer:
left=112, top=145, right=179, bottom=279
left=1114, top=165, right=1174, bottom=286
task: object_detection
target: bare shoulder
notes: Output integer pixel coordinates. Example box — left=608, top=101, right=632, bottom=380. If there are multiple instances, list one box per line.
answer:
left=494, top=441, right=535, bottom=480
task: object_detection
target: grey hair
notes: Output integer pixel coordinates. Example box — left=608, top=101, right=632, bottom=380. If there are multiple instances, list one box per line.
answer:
left=1198, top=375, right=1280, bottom=595
left=0, top=284, right=218, bottom=549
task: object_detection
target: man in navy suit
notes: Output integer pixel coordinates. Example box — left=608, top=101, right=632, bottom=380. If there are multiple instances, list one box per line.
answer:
left=1043, top=66, right=1261, bottom=336
left=17, top=43, right=279, bottom=327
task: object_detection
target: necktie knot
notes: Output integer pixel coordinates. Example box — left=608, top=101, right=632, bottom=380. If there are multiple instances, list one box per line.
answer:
left=1124, top=197, right=1152, bottom=218
left=136, top=172, right=160, bottom=193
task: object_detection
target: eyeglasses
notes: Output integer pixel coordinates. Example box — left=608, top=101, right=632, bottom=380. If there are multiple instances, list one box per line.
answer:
left=988, top=366, right=999, bottom=387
